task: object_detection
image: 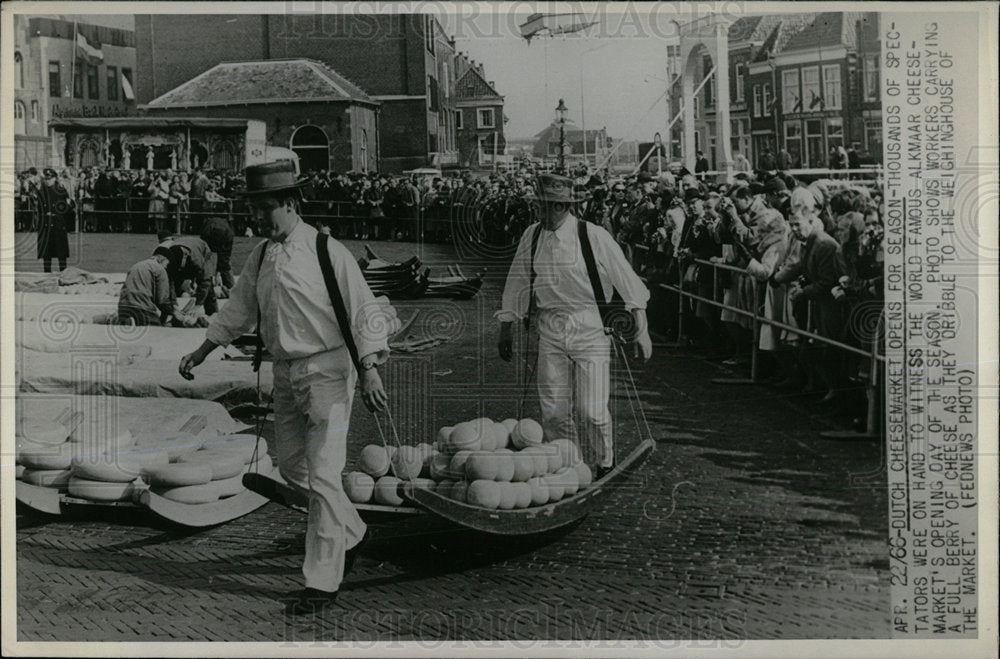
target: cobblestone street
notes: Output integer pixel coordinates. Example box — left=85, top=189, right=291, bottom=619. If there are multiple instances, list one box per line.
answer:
left=13, top=235, right=889, bottom=642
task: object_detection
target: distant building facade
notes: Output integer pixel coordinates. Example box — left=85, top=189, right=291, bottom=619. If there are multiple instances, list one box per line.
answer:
left=454, top=54, right=506, bottom=169
left=669, top=11, right=883, bottom=171
left=141, top=59, right=379, bottom=173
left=12, top=15, right=137, bottom=170
left=134, top=14, right=460, bottom=172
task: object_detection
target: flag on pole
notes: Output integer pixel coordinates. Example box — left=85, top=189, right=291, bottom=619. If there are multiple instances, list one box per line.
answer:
left=121, top=74, right=135, bottom=101
left=76, top=32, right=104, bottom=65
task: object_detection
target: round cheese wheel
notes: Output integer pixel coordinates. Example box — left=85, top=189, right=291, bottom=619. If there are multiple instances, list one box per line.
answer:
left=22, top=468, right=73, bottom=489
left=466, top=479, right=501, bottom=509
left=428, top=453, right=451, bottom=480
left=391, top=445, right=424, bottom=480
left=410, top=477, right=436, bottom=493
left=213, top=472, right=246, bottom=498
left=574, top=462, right=593, bottom=489
left=68, top=476, right=135, bottom=502
left=144, top=463, right=213, bottom=488
left=494, top=450, right=515, bottom=483
left=156, top=481, right=221, bottom=505
left=556, top=466, right=580, bottom=496
left=512, top=452, right=536, bottom=482
left=358, top=444, right=391, bottom=478
left=542, top=474, right=565, bottom=502
left=16, top=420, right=70, bottom=446
left=135, top=434, right=204, bottom=462
left=511, top=481, right=533, bottom=509
left=19, top=443, right=77, bottom=470
left=131, top=450, right=171, bottom=470
left=203, top=434, right=266, bottom=464
left=373, top=475, right=403, bottom=506
left=71, top=456, right=143, bottom=483
left=497, top=482, right=517, bottom=510
left=449, top=480, right=469, bottom=504
left=242, top=453, right=274, bottom=476
left=344, top=471, right=375, bottom=504
left=177, top=451, right=245, bottom=480
left=526, top=477, right=549, bottom=507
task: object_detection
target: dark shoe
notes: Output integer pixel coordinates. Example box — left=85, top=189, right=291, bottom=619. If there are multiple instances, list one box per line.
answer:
left=595, top=463, right=616, bottom=480
left=344, top=529, right=371, bottom=577
left=285, top=587, right=339, bottom=616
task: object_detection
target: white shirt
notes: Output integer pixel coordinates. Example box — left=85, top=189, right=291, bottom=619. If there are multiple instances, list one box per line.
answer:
left=206, top=219, right=390, bottom=363
left=496, top=215, right=649, bottom=339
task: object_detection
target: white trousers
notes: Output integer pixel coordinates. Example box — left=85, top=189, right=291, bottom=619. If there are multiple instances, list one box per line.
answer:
left=272, top=348, right=367, bottom=592
left=535, top=311, right=614, bottom=468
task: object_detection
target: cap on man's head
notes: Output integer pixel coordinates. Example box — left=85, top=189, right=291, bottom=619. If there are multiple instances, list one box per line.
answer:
left=42, top=168, right=57, bottom=179
left=764, top=177, right=789, bottom=195
left=157, top=230, right=173, bottom=242
left=153, top=246, right=172, bottom=259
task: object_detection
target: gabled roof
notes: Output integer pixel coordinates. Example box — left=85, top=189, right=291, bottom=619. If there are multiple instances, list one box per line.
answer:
left=144, top=59, right=377, bottom=109
left=783, top=12, right=859, bottom=52
left=455, top=67, right=502, bottom=100
left=728, top=15, right=783, bottom=44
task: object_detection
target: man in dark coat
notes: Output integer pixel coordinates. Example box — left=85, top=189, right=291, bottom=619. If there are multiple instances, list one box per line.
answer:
left=166, top=234, right=217, bottom=315
left=694, top=150, right=710, bottom=181
left=36, top=168, right=71, bottom=272
left=200, top=214, right=236, bottom=291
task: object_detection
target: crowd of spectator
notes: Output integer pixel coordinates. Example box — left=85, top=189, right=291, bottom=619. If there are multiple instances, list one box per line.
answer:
left=579, top=165, right=884, bottom=428
left=17, top=160, right=884, bottom=424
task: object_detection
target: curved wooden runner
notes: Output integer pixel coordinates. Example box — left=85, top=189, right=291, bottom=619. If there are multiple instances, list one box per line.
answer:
left=404, top=439, right=656, bottom=536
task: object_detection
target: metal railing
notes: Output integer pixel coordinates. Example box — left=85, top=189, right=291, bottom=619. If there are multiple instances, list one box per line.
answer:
left=632, top=242, right=884, bottom=440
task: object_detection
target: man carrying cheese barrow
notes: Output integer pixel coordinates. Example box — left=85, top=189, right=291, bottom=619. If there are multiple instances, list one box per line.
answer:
left=178, top=160, right=391, bottom=616
left=497, top=173, right=652, bottom=480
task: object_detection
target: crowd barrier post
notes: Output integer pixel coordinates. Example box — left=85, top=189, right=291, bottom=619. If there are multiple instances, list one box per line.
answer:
left=712, top=275, right=760, bottom=386
left=818, top=312, right=884, bottom=441
left=643, top=249, right=884, bottom=441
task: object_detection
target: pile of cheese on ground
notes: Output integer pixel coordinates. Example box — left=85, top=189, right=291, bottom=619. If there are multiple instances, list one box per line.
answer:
left=343, top=417, right=592, bottom=510
left=16, top=420, right=272, bottom=505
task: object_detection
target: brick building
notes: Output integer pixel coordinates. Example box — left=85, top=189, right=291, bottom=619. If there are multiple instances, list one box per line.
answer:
left=141, top=59, right=379, bottom=173
left=134, top=14, right=459, bottom=173
left=12, top=15, right=137, bottom=170
left=454, top=55, right=506, bottom=169
left=669, top=12, right=882, bottom=171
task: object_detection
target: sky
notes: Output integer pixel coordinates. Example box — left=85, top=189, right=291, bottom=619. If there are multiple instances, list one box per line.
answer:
left=442, top=8, right=689, bottom=141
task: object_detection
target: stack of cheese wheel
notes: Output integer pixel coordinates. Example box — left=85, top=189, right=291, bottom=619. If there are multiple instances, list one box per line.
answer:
left=172, top=433, right=272, bottom=500
left=417, top=417, right=594, bottom=510
left=346, top=441, right=438, bottom=506
left=139, top=432, right=272, bottom=504
left=17, top=417, right=87, bottom=496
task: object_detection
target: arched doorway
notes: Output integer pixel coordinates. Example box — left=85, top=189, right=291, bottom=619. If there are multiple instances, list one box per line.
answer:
left=190, top=140, right=208, bottom=170
left=290, top=125, right=329, bottom=174
left=678, top=15, right=733, bottom=178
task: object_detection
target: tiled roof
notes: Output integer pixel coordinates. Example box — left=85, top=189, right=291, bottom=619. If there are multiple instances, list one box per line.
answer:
left=145, top=59, right=376, bottom=108
left=746, top=12, right=861, bottom=63
left=783, top=12, right=860, bottom=52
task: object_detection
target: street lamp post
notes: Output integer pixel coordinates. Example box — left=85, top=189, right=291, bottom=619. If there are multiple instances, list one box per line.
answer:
left=555, top=98, right=568, bottom=173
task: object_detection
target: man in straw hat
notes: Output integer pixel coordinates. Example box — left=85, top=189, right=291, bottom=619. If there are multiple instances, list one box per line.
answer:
left=179, top=160, right=390, bottom=615
left=496, top=173, right=652, bottom=480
